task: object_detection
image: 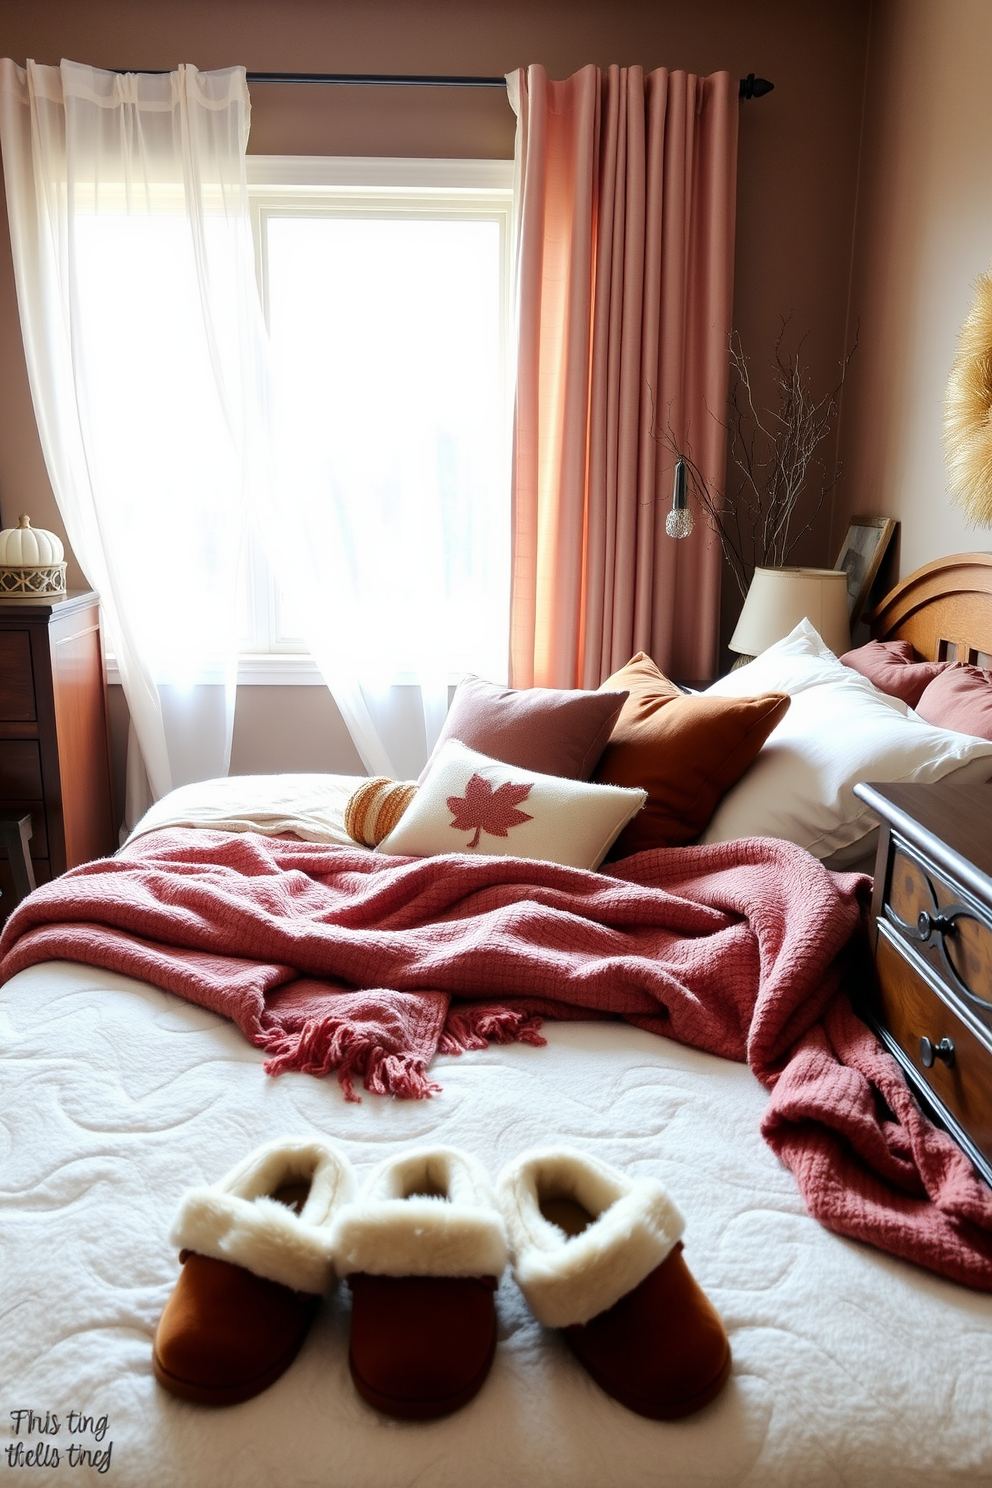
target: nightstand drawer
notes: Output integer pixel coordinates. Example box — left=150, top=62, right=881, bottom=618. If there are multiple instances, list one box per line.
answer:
left=883, top=844, right=992, bottom=1034
left=875, top=928, right=992, bottom=1170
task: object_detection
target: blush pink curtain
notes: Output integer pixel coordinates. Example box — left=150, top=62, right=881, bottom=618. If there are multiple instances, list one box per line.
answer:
left=507, top=63, right=738, bottom=688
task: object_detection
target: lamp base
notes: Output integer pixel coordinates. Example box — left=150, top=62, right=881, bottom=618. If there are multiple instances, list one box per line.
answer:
left=729, top=653, right=755, bottom=670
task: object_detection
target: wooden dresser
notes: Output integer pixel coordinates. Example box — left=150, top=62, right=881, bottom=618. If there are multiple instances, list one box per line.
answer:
left=855, top=781, right=992, bottom=1187
left=0, top=591, right=116, bottom=915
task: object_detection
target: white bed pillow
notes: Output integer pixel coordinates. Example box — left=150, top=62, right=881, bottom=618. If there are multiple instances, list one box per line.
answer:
left=700, top=621, right=992, bottom=860
left=706, top=616, right=862, bottom=699
left=377, top=739, right=646, bottom=870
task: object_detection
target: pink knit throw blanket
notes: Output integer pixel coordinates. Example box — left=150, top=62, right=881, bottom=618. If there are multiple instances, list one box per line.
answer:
left=2, top=827, right=992, bottom=1290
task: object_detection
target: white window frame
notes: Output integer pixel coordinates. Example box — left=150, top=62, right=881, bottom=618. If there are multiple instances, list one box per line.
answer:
left=239, top=154, right=515, bottom=685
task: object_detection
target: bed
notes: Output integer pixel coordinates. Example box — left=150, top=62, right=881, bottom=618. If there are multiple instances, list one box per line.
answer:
left=3, top=555, right=992, bottom=1488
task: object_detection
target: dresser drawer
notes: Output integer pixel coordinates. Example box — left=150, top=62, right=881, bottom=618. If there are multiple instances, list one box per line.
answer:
left=0, top=632, right=36, bottom=721
left=0, top=592, right=114, bottom=923
left=0, top=741, right=48, bottom=862
left=0, top=740, right=43, bottom=799
left=883, top=843, right=992, bottom=1034
left=875, top=928, right=992, bottom=1171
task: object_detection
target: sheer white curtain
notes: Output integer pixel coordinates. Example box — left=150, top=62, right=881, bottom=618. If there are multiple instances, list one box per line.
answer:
left=0, top=59, right=502, bottom=808
left=0, top=59, right=265, bottom=820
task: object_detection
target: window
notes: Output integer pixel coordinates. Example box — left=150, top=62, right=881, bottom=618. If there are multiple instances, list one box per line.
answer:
left=241, top=155, right=514, bottom=685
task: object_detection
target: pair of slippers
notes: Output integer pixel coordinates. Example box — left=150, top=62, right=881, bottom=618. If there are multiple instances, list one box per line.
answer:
left=152, top=1139, right=731, bottom=1422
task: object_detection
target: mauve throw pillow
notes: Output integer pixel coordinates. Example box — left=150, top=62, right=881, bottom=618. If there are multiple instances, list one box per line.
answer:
left=915, top=663, right=992, bottom=739
left=593, top=652, right=790, bottom=855
left=839, top=639, right=948, bottom=708
left=418, top=675, right=628, bottom=785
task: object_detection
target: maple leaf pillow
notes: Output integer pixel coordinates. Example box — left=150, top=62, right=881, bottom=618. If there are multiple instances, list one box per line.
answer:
left=378, top=739, right=646, bottom=870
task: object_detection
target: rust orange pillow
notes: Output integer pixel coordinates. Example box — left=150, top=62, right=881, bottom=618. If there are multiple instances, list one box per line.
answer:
left=593, top=653, right=790, bottom=855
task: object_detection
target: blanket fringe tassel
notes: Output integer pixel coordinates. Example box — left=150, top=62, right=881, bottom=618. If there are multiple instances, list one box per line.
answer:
left=438, top=1004, right=547, bottom=1057
left=261, top=1019, right=442, bottom=1103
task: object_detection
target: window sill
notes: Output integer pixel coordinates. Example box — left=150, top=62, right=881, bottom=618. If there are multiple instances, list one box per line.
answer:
left=104, top=654, right=327, bottom=687
left=235, top=654, right=328, bottom=686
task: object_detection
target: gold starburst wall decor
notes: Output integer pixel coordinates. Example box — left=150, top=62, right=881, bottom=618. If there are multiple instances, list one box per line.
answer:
left=944, top=270, right=992, bottom=525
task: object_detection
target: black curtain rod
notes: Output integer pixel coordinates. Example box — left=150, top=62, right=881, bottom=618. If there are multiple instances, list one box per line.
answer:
left=120, top=69, right=774, bottom=98
left=247, top=72, right=508, bottom=87
left=245, top=71, right=774, bottom=99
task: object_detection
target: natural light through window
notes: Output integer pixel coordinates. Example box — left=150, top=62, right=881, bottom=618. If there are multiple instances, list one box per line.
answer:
left=247, top=158, right=513, bottom=685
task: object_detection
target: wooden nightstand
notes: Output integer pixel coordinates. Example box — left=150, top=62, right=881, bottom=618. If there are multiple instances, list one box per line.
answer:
left=854, top=781, right=992, bottom=1188
left=0, top=591, right=116, bottom=917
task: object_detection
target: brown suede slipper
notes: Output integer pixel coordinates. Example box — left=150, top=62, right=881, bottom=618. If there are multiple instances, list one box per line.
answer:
left=153, top=1252, right=321, bottom=1406
left=347, top=1273, right=498, bottom=1420
left=562, top=1242, right=731, bottom=1419
left=152, top=1138, right=356, bottom=1406
left=329, top=1147, right=507, bottom=1420
left=497, top=1148, right=731, bottom=1420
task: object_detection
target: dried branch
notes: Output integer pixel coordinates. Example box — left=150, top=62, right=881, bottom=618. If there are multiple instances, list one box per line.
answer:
left=659, top=322, right=857, bottom=599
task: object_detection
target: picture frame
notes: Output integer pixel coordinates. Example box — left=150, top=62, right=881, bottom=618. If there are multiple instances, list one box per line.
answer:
left=833, top=515, right=898, bottom=626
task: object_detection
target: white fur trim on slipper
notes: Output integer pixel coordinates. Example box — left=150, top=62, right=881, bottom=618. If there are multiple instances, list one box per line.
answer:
left=496, top=1147, right=684, bottom=1328
left=330, top=1146, right=508, bottom=1280
left=170, top=1137, right=357, bottom=1295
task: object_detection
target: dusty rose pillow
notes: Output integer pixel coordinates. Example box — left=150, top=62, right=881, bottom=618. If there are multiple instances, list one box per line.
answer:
left=418, top=675, right=628, bottom=785
left=593, top=652, right=790, bottom=855
left=839, top=639, right=948, bottom=708
left=915, top=663, right=992, bottom=738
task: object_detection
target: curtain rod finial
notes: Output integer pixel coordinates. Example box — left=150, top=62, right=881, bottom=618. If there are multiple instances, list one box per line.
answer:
left=739, top=74, right=774, bottom=100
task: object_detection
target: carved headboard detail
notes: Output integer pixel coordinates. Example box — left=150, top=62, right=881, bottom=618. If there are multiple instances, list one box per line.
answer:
left=868, top=552, right=992, bottom=668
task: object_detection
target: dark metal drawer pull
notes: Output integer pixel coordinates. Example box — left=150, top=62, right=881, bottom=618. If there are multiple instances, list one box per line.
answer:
left=919, top=1035, right=955, bottom=1069
left=915, top=911, right=954, bottom=943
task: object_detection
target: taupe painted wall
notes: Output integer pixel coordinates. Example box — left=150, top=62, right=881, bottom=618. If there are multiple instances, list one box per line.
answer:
left=835, top=0, right=992, bottom=578
left=0, top=0, right=872, bottom=784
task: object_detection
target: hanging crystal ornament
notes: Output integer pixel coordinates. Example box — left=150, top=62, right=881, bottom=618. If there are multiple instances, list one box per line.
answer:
left=665, top=458, right=694, bottom=539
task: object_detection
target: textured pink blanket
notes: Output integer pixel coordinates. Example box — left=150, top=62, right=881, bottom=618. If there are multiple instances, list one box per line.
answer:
left=2, top=827, right=992, bottom=1289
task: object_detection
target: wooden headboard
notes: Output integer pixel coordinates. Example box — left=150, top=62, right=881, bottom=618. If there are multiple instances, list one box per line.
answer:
left=869, top=552, right=992, bottom=666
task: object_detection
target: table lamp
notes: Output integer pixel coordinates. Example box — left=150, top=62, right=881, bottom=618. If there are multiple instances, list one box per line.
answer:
left=728, top=566, right=850, bottom=664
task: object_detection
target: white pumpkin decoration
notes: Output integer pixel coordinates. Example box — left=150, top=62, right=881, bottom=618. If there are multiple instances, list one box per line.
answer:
left=0, top=515, right=67, bottom=598
left=0, top=514, right=64, bottom=566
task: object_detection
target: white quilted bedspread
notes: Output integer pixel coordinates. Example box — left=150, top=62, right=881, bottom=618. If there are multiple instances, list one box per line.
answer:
left=1, top=959, right=991, bottom=1488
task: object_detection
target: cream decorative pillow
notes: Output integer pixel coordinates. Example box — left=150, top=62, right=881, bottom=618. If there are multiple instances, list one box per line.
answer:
left=377, top=739, right=646, bottom=870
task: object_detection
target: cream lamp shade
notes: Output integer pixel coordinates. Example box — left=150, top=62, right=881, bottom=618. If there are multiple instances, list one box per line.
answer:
left=729, top=566, right=851, bottom=658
